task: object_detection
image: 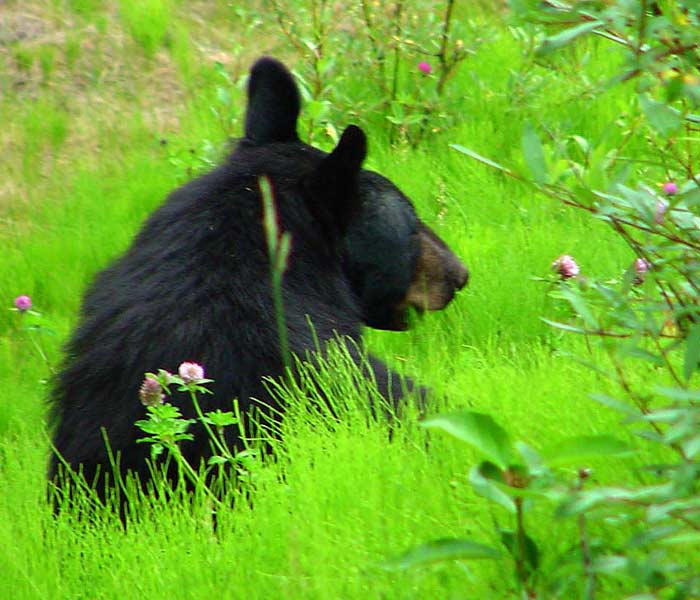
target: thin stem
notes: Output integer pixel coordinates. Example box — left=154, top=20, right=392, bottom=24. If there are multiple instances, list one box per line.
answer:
left=576, top=473, right=596, bottom=599
left=514, top=498, right=536, bottom=598
left=269, top=0, right=306, bottom=56
left=636, top=0, right=648, bottom=61
left=168, top=443, right=222, bottom=507
left=310, top=0, right=327, bottom=98
left=610, top=353, right=690, bottom=460
left=620, top=43, right=700, bottom=83
left=360, top=0, right=387, bottom=93
left=605, top=217, right=676, bottom=313
left=653, top=336, right=684, bottom=388
left=28, top=328, right=55, bottom=375
left=189, top=391, right=235, bottom=461
left=436, top=0, right=455, bottom=96
left=389, top=1, right=405, bottom=143
left=390, top=0, right=404, bottom=103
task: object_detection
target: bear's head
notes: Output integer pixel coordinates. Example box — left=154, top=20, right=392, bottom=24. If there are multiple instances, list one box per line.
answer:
left=244, top=57, right=468, bottom=331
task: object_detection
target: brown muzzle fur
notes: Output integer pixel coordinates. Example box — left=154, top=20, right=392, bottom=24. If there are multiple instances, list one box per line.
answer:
left=400, top=224, right=468, bottom=312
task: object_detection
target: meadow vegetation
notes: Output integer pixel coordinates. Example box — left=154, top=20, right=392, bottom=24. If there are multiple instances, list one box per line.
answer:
left=1, top=1, right=699, bottom=597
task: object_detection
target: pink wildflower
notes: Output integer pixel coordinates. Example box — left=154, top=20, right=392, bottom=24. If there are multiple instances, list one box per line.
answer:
left=634, top=257, right=650, bottom=275
left=552, top=255, right=580, bottom=279
left=662, top=181, right=678, bottom=195
left=139, top=376, right=164, bottom=407
left=418, top=61, right=432, bottom=75
left=632, top=257, right=651, bottom=285
left=633, top=257, right=651, bottom=286
left=178, top=361, right=205, bottom=383
left=14, top=295, right=32, bottom=312
left=655, top=200, right=668, bottom=224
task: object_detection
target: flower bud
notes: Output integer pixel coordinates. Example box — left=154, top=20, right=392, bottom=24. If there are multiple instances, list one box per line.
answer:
left=552, top=255, right=580, bottom=279
left=662, top=181, right=678, bottom=195
left=634, top=257, right=650, bottom=275
left=14, top=295, right=32, bottom=312
left=139, top=376, right=164, bottom=407
left=655, top=200, right=668, bottom=224
left=178, top=361, right=205, bottom=383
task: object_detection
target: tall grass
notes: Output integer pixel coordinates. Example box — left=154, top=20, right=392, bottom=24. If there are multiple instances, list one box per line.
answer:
left=0, top=2, right=661, bottom=597
left=118, top=0, right=173, bottom=57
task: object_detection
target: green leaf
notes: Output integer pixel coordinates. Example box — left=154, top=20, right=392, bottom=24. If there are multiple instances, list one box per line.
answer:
left=516, top=442, right=546, bottom=475
left=660, top=532, right=700, bottom=546
left=682, top=434, right=700, bottom=459
left=450, top=144, right=518, bottom=177
left=305, top=99, right=329, bottom=121
left=621, top=346, right=664, bottom=367
left=203, top=409, right=238, bottom=427
left=536, top=21, right=605, bottom=56
left=629, top=525, right=680, bottom=548
left=521, top=121, right=547, bottom=185
left=615, top=184, right=656, bottom=223
left=478, top=460, right=505, bottom=482
left=541, top=435, right=632, bottom=467
left=560, top=352, right=615, bottom=380
left=382, top=538, right=501, bottom=570
left=541, top=318, right=589, bottom=334
left=654, top=386, right=700, bottom=403
left=639, top=94, right=682, bottom=136
left=421, top=411, right=513, bottom=469
left=589, top=394, right=637, bottom=416
left=683, top=323, right=700, bottom=380
left=590, top=555, right=628, bottom=574
left=469, top=465, right=516, bottom=513
left=557, top=485, right=672, bottom=517
left=558, top=285, right=599, bottom=329
left=500, top=530, right=540, bottom=573
left=638, top=408, right=688, bottom=424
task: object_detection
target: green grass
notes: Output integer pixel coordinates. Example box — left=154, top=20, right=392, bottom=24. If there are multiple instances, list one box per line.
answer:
left=0, top=2, right=674, bottom=598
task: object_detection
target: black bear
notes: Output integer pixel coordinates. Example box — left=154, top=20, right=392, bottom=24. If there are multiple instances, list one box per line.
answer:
left=48, top=57, right=468, bottom=502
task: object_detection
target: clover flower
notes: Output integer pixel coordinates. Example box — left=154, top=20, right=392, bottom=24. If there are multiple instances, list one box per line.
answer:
left=552, top=255, right=580, bottom=279
left=139, top=376, right=165, bottom=407
left=655, top=200, right=668, bottom=224
left=178, top=361, right=205, bottom=383
left=634, top=257, right=650, bottom=275
left=14, top=295, right=32, bottom=312
left=418, top=61, right=432, bottom=75
left=633, top=257, right=651, bottom=285
left=662, top=181, right=678, bottom=195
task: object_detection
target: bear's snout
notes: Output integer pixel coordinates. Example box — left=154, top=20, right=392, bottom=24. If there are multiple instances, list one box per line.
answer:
left=446, top=255, right=469, bottom=292
left=402, top=225, right=468, bottom=313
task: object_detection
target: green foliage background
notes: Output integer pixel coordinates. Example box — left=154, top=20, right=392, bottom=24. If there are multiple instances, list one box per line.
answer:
left=0, top=1, right=688, bottom=597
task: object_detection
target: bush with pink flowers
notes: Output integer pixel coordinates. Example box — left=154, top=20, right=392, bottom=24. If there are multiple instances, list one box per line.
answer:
left=265, top=0, right=479, bottom=145
left=393, top=2, right=700, bottom=596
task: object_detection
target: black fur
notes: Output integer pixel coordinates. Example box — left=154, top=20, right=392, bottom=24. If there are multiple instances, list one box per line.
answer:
left=344, top=172, right=421, bottom=329
left=244, top=57, right=301, bottom=144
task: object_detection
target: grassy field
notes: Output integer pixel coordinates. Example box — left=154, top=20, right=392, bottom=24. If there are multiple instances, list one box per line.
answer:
left=0, top=1, right=675, bottom=598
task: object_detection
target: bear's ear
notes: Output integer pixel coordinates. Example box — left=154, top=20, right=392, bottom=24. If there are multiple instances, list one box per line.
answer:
left=244, top=57, right=301, bottom=144
left=304, top=125, right=367, bottom=237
